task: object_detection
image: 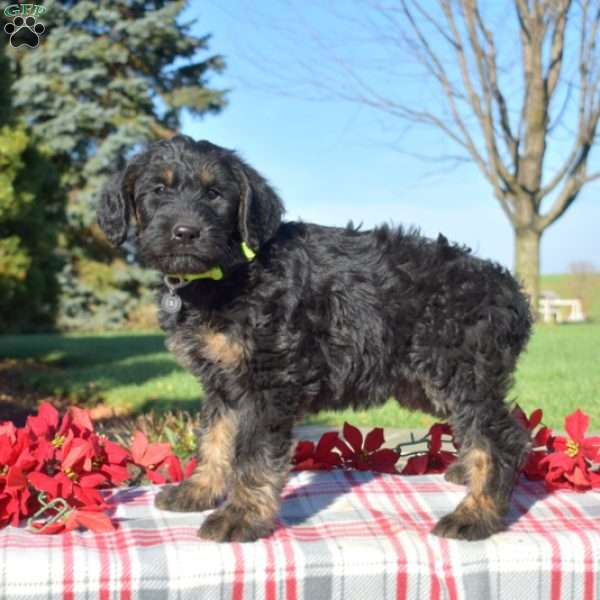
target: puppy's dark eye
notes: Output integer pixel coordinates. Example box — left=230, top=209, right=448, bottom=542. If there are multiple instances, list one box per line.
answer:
left=154, top=184, right=167, bottom=194
left=206, top=188, right=220, bottom=200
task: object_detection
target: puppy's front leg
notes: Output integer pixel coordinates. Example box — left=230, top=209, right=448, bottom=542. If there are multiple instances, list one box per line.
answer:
left=155, top=406, right=237, bottom=512
left=198, top=409, right=293, bottom=543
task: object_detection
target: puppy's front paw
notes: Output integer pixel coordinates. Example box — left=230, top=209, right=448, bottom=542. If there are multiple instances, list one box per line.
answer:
left=155, top=481, right=218, bottom=512
left=198, top=506, right=275, bottom=543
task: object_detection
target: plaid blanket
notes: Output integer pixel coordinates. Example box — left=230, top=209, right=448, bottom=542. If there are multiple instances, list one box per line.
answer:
left=1, top=471, right=600, bottom=600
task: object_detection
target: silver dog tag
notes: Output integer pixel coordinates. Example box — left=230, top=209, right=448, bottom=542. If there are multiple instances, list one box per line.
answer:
left=161, top=276, right=187, bottom=314
left=161, top=291, right=182, bottom=314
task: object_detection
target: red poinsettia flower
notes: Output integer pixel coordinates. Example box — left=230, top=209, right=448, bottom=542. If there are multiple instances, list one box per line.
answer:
left=0, top=493, right=13, bottom=527
left=511, top=405, right=543, bottom=431
left=162, top=455, right=199, bottom=483
left=1, top=466, right=34, bottom=526
left=293, top=432, right=342, bottom=471
left=66, top=407, right=95, bottom=436
left=96, top=438, right=131, bottom=485
left=24, top=404, right=126, bottom=519
left=510, top=405, right=554, bottom=480
left=511, top=405, right=553, bottom=448
left=31, top=505, right=117, bottom=534
left=334, top=423, right=399, bottom=474
left=401, top=423, right=456, bottom=475
left=520, top=450, right=549, bottom=481
left=0, top=428, right=36, bottom=472
left=28, top=469, right=106, bottom=509
left=0, top=422, right=17, bottom=442
left=0, top=427, right=38, bottom=525
left=130, top=432, right=173, bottom=483
left=0, top=400, right=204, bottom=534
left=540, top=410, right=600, bottom=491
left=27, top=403, right=95, bottom=467
left=0, top=490, right=31, bottom=527
left=26, top=402, right=61, bottom=440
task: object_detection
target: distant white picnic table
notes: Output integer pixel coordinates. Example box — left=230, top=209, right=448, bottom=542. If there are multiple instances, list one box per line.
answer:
left=539, top=297, right=586, bottom=323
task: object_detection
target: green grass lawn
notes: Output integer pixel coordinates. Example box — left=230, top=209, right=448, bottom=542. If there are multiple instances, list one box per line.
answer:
left=0, top=331, right=200, bottom=413
left=1, top=272, right=598, bottom=429
left=1, top=320, right=598, bottom=430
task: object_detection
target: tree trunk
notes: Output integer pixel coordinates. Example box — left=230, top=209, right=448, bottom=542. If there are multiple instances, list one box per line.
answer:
left=514, top=227, right=541, bottom=318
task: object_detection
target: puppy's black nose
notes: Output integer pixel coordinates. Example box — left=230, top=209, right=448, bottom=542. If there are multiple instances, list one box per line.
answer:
left=172, top=224, right=200, bottom=243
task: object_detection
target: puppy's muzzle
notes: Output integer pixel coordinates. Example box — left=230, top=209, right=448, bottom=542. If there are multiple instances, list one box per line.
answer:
left=172, top=224, right=201, bottom=243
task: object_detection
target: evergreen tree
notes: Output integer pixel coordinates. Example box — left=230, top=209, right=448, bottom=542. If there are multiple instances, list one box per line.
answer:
left=0, top=41, right=65, bottom=332
left=5, top=1, right=226, bottom=329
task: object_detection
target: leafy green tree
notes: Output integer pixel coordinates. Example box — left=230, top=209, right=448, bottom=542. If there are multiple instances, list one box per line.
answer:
left=6, top=0, right=226, bottom=329
left=0, top=41, right=65, bottom=332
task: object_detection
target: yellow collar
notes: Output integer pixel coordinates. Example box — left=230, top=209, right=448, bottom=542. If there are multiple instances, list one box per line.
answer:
left=167, top=267, right=224, bottom=282
left=166, top=242, right=256, bottom=282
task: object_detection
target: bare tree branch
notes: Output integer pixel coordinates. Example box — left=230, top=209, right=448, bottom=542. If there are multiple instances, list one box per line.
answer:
left=472, top=2, right=519, bottom=165
left=236, top=0, right=600, bottom=302
left=397, top=0, right=495, bottom=183
left=585, top=171, right=600, bottom=183
left=538, top=171, right=585, bottom=230
left=545, top=0, right=571, bottom=96
left=541, top=2, right=600, bottom=196
left=456, top=0, right=517, bottom=191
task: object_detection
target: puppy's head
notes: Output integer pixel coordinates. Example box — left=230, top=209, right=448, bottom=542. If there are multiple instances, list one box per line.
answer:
left=97, top=135, right=284, bottom=275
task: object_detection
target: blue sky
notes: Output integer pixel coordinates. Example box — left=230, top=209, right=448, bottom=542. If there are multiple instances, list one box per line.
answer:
left=180, top=2, right=599, bottom=274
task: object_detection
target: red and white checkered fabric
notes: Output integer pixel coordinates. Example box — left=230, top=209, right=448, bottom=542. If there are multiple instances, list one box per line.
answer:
left=1, top=471, right=600, bottom=599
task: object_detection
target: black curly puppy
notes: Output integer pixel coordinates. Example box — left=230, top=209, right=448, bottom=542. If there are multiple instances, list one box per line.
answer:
left=97, top=135, right=532, bottom=543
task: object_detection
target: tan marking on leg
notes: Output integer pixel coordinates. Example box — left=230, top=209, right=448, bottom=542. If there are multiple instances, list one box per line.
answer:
left=454, top=493, right=499, bottom=519
left=188, top=411, right=239, bottom=501
left=464, top=447, right=491, bottom=499
left=457, top=446, right=499, bottom=520
left=198, top=444, right=292, bottom=541
left=154, top=411, right=238, bottom=512
left=433, top=445, right=505, bottom=539
left=478, top=494, right=499, bottom=514
left=199, top=330, right=246, bottom=367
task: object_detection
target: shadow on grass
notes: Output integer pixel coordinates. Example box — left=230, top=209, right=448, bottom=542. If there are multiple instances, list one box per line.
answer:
left=0, top=399, right=34, bottom=426
left=136, top=397, right=203, bottom=415
left=0, top=332, right=200, bottom=414
left=0, top=332, right=167, bottom=365
left=27, top=356, right=185, bottom=395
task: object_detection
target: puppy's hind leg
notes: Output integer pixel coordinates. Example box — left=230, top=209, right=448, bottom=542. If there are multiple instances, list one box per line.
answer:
left=432, top=401, right=528, bottom=541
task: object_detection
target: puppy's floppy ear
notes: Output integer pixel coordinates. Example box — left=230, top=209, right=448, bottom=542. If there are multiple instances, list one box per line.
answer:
left=97, top=150, right=147, bottom=246
left=233, top=160, right=284, bottom=251
left=97, top=173, right=130, bottom=246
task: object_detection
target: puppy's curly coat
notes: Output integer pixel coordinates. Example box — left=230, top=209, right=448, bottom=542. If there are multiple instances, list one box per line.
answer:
left=98, top=135, right=532, bottom=542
